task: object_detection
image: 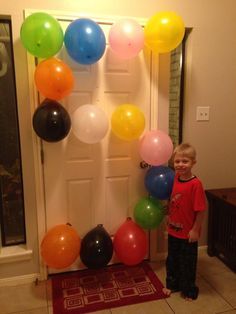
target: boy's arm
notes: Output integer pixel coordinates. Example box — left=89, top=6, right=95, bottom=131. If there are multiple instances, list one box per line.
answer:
left=188, top=211, right=205, bottom=242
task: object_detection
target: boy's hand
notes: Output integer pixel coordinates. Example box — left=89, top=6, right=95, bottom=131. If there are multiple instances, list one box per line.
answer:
left=189, top=211, right=205, bottom=242
left=188, top=229, right=199, bottom=242
left=162, top=200, right=169, bottom=215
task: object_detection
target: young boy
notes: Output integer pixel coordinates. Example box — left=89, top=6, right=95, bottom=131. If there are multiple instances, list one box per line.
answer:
left=163, top=143, right=207, bottom=300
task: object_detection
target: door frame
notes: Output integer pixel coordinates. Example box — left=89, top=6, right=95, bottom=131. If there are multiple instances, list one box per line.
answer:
left=25, top=9, right=160, bottom=279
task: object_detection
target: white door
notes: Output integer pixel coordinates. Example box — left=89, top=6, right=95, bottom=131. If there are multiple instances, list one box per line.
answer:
left=36, top=16, right=157, bottom=273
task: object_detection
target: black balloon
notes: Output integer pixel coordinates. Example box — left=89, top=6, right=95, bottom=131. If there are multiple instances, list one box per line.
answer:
left=33, top=99, right=71, bottom=142
left=80, top=224, right=113, bottom=269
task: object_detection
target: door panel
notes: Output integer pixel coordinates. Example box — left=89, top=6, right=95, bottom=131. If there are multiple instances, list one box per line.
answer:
left=42, top=19, right=154, bottom=273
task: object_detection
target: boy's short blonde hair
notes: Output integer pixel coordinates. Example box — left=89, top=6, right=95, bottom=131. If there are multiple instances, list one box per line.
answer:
left=172, top=143, right=196, bottom=161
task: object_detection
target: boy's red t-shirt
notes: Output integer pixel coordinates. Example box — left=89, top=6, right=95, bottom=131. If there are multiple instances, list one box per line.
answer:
left=167, top=175, right=206, bottom=239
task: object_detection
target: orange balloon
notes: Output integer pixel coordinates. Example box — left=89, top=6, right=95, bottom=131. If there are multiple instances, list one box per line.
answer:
left=34, top=58, right=74, bottom=100
left=41, top=224, right=81, bottom=269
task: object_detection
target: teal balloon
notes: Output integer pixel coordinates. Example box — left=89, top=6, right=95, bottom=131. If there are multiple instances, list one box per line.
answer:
left=20, top=12, right=64, bottom=58
left=134, top=196, right=164, bottom=229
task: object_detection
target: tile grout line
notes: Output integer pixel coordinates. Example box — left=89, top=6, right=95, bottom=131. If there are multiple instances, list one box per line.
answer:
left=164, top=297, right=176, bottom=313
left=197, top=272, right=235, bottom=310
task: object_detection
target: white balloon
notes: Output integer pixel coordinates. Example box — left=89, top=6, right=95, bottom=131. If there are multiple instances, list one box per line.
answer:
left=72, top=104, right=109, bottom=144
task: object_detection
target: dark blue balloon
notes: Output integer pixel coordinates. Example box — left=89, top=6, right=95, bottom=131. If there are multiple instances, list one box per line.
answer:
left=64, top=18, right=106, bottom=65
left=145, top=166, right=175, bottom=200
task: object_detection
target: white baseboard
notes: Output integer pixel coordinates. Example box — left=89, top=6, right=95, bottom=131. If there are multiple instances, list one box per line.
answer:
left=0, top=246, right=208, bottom=287
left=154, top=252, right=167, bottom=262
left=0, top=273, right=42, bottom=287
left=198, top=245, right=207, bottom=252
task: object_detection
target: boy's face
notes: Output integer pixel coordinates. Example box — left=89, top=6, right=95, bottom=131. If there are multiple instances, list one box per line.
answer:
left=173, top=153, right=196, bottom=179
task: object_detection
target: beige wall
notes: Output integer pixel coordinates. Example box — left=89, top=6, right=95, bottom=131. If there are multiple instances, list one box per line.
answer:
left=1, top=0, right=236, bottom=278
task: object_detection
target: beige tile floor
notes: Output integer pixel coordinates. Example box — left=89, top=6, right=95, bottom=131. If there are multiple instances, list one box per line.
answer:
left=1, top=250, right=236, bottom=314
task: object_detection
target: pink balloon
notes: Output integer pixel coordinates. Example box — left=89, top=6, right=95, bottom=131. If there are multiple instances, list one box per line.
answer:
left=108, top=19, right=144, bottom=59
left=139, top=130, right=173, bottom=166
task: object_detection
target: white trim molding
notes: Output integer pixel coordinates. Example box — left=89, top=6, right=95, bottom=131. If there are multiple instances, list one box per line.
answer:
left=0, top=272, right=40, bottom=287
left=0, top=245, right=33, bottom=264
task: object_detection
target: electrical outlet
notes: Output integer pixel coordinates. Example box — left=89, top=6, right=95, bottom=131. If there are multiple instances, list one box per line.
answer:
left=196, top=106, right=210, bottom=121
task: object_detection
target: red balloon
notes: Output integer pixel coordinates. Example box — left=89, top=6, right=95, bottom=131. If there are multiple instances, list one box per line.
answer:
left=113, top=217, right=148, bottom=265
left=41, top=224, right=81, bottom=269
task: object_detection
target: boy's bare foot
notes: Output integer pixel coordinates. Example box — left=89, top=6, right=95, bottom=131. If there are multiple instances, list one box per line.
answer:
left=181, top=286, right=199, bottom=301
left=162, top=287, right=171, bottom=296
left=184, top=297, right=193, bottom=301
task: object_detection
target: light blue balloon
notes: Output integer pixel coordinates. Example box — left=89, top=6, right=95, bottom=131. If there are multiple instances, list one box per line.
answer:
left=64, top=18, right=106, bottom=65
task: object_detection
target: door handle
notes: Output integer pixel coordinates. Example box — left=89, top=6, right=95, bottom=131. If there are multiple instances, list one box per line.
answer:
left=139, top=161, right=151, bottom=169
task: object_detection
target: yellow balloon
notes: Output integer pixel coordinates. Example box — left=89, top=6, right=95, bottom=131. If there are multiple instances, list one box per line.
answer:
left=111, top=104, right=145, bottom=141
left=144, top=11, right=185, bottom=53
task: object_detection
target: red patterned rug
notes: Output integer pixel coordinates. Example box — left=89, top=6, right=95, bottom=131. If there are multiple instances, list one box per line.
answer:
left=51, top=261, right=166, bottom=313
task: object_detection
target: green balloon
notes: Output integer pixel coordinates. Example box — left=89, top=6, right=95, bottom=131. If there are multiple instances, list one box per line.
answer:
left=134, top=196, right=164, bottom=229
left=20, top=12, right=64, bottom=58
